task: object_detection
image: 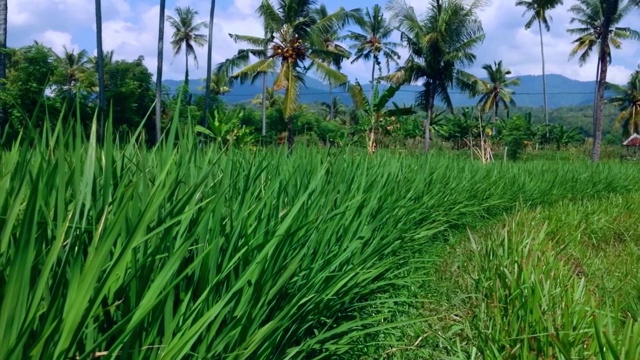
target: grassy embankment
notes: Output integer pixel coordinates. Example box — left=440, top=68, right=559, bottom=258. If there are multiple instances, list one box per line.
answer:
left=383, top=195, right=640, bottom=359
left=1, top=119, right=639, bottom=359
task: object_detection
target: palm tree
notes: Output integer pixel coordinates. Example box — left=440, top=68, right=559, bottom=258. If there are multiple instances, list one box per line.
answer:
left=311, top=4, right=359, bottom=121
left=251, top=86, right=283, bottom=110
left=567, top=0, right=640, bottom=161
left=608, top=67, right=640, bottom=136
left=515, top=0, right=563, bottom=128
left=203, top=0, right=217, bottom=127
left=95, top=0, right=106, bottom=141
left=166, top=6, right=208, bottom=91
left=320, top=97, right=348, bottom=121
left=154, top=0, right=166, bottom=145
left=200, top=73, right=230, bottom=96
left=386, top=0, right=486, bottom=152
left=460, top=60, right=521, bottom=127
left=342, top=5, right=400, bottom=99
left=0, top=0, right=7, bottom=139
left=54, top=46, right=91, bottom=94
left=218, top=0, right=354, bottom=150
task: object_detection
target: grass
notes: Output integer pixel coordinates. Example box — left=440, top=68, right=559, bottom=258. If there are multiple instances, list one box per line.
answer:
left=2, top=116, right=640, bottom=358
left=414, top=194, right=640, bottom=359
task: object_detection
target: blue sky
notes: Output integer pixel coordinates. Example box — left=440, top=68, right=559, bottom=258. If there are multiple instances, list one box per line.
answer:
left=7, top=0, right=640, bottom=84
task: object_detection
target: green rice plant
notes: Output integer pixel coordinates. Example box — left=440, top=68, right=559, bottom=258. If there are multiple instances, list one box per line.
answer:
left=2, top=110, right=640, bottom=359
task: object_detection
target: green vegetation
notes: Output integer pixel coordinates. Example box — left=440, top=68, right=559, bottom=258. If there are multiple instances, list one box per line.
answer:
left=401, top=194, right=640, bottom=359
left=2, top=0, right=640, bottom=358
left=2, top=111, right=640, bottom=358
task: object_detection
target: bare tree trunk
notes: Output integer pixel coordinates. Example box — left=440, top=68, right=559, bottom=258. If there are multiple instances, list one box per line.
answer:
left=261, top=74, right=267, bottom=136
left=538, top=19, right=549, bottom=127
left=95, top=0, right=106, bottom=143
left=202, top=0, right=216, bottom=128
left=0, top=0, right=7, bottom=141
left=153, top=0, right=166, bottom=145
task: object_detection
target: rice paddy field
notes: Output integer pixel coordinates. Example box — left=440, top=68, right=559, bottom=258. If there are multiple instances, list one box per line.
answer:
left=1, top=123, right=640, bottom=359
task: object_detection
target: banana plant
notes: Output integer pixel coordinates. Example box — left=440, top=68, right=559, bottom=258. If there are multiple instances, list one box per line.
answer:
left=349, top=72, right=414, bottom=153
left=195, top=108, right=256, bottom=147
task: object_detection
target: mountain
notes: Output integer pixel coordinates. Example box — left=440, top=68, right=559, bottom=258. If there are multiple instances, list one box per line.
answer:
left=163, top=73, right=609, bottom=109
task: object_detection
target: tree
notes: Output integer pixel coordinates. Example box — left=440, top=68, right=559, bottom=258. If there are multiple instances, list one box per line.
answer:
left=251, top=86, right=283, bottom=110
left=608, top=67, right=640, bottom=137
left=203, top=0, right=217, bottom=128
left=567, top=0, right=640, bottom=161
left=460, top=60, right=520, bottom=127
left=202, top=73, right=230, bottom=96
left=154, top=0, right=166, bottom=144
left=320, top=97, right=348, bottom=121
left=311, top=4, right=359, bottom=121
left=103, top=56, right=155, bottom=135
left=166, top=6, right=208, bottom=92
left=95, top=0, right=106, bottom=141
left=0, top=0, right=7, bottom=139
left=52, top=46, right=92, bottom=97
left=349, top=79, right=414, bottom=153
left=219, top=0, right=354, bottom=150
left=342, top=4, right=400, bottom=100
left=386, top=0, right=486, bottom=152
left=0, top=44, right=57, bottom=132
left=516, top=0, right=563, bottom=128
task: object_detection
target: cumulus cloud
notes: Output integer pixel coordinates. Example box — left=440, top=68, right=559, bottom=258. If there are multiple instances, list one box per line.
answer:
left=34, top=30, right=80, bottom=55
left=6, top=0, right=640, bottom=85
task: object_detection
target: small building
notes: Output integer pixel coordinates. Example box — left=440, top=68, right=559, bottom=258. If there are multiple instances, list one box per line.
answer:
left=622, top=133, right=640, bottom=159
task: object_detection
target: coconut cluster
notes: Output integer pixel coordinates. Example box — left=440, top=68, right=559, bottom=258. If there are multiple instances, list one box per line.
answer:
left=272, top=37, right=306, bottom=63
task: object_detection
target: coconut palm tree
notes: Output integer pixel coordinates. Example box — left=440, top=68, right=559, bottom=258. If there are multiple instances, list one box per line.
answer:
left=460, top=60, right=521, bottom=126
left=202, top=0, right=217, bottom=127
left=311, top=4, right=360, bottom=121
left=95, top=0, right=106, bottom=141
left=0, top=0, right=7, bottom=138
left=567, top=0, right=640, bottom=161
left=218, top=0, right=355, bottom=150
left=386, top=0, right=486, bottom=152
left=154, top=0, right=166, bottom=144
left=515, top=0, right=563, bottom=128
left=54, top=46, right=91, bottom=93
left=166, top=6, right=208, bottom=91
left=608, top=67, right=640, bottom=136
left=200, top=73, right=230, bottom=96
left=342, top=4, right=400, bottom=99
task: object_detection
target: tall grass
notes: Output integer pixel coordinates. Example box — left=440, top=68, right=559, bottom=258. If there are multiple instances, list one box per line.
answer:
left=449, top=196, right=640, bottom=359
left=1, top=115, right=640, bottom=359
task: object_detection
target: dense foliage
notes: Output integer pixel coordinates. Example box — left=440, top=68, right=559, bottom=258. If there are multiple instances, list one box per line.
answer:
left=2, top=116, right=640, bottom=358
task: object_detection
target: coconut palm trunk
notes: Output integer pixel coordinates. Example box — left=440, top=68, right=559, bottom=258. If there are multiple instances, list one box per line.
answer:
left=370, top=58, right=376, bottom=101
left=592, top=40, right=609, bottom=162
left=261, top=74, right=267, bottom=136
left=154, top=0, right=166, bottom=145
left=537, top=19, right=549, bottom=126
left=95, top=0, right=106, bottom=142
left=202, top=0, right=216, bottom=127
left=329, top=80, right=334, bottom=120
left=184, top=51, right=189, bottom=92
left=0, top=0, right=7, bottom=140
left=425, top=94, right=435, bottom=152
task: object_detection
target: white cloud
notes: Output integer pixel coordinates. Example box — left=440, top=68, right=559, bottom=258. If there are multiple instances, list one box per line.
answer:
left=6, top=0, right=640, bottom=85
left=34, top=30, right=80, bottom=55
